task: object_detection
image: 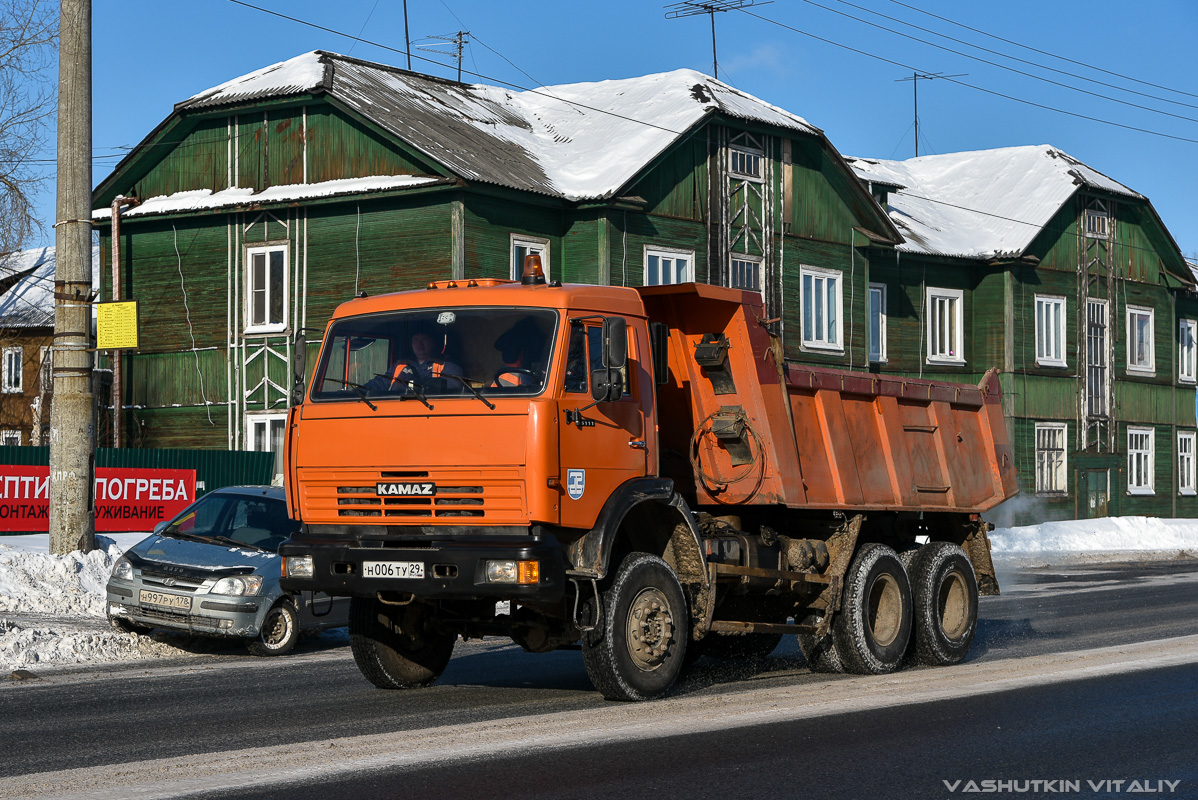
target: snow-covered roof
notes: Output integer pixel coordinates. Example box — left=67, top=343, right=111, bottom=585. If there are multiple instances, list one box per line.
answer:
left=171, top=51, right=819, bottom=203
left=0, top=246, right=100, bottom=328
left=92, top=176, right=444, bottom=221
left=848, top=145, right=1143, bottom=260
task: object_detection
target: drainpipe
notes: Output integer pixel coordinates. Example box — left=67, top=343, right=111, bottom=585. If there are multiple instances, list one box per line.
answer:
left=110, top=195, right=139, bottom=447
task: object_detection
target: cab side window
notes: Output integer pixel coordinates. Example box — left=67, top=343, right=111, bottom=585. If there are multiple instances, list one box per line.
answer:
left=563, top=321, right=630, bottom=396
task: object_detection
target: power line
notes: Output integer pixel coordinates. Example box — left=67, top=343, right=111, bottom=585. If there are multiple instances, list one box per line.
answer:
left=737, top=7, right=1198, bottom=145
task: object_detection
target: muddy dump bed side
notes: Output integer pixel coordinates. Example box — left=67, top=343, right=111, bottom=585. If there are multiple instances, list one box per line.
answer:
left=639, top=283, right=1019, bottom=513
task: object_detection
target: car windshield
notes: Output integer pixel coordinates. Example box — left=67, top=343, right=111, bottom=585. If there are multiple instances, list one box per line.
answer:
left=162, top=493, right=296, bottom=553
left=310, top=307, right=558, bottom=402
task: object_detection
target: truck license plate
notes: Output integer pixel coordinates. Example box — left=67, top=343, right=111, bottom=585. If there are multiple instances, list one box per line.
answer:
left=362, top=561, right=425, bottom=579
left=139, top=589, right=192, bottom=611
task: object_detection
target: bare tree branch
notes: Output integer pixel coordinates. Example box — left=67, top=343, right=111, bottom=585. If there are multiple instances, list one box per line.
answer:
left=0, top=0, right=56, bottom=256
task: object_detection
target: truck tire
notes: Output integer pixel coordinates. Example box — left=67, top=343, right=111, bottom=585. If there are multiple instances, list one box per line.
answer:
left=832, top=543, right=912, bottom=675
left=702, top=633, right=783, bottom=661
left=582, top=552, right=688, bottom=701
left=906, top=541, right=978, bottom=666
left=349, top=597, right=455, bottom=689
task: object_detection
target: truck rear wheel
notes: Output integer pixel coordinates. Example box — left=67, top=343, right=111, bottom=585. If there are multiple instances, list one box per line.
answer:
left=906, top=541, right=978, bottom=666
left=349, top=597, right=455, bottom=689
left=832, top=543, right=912, bottom=675
left=582, top=553, right=688, bottom=701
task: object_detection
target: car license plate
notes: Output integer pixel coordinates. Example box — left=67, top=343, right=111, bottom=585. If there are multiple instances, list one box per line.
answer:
left=139, top=589, right=192, bottom=611
left=362, top=561, right=425, bottom=579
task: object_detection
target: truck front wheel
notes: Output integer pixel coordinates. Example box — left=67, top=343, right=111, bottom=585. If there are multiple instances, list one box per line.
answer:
left=906, top=542, right=978, bottom=666
left=582, top=553, right=689, bottom=701
left=349, top=597, right=455, bottom=689
left=832, top=543, right=912, bottom=675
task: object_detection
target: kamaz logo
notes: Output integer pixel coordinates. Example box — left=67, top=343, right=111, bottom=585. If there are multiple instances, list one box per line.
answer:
left=376, top=482, right=436, bottom=497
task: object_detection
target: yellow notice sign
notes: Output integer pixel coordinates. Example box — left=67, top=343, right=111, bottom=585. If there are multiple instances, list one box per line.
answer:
left=96, top=301, right=140, bottom=350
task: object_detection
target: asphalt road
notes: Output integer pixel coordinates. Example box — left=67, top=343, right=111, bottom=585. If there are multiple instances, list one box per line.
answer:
left=3, top=557, right=1197, bottom=799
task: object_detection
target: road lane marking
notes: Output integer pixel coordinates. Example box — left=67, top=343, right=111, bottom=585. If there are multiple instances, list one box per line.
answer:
left=6, top=633, right=1198, bottom=800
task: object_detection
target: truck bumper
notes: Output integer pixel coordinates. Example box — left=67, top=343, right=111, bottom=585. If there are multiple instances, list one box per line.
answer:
left=278, top=533, right=567, bottom=603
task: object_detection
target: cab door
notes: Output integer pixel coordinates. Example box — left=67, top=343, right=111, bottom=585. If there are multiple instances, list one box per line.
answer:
left=557, top=317, right=647, bottom=529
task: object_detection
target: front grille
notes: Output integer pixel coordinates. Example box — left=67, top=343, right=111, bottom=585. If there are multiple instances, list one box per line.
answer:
left=311, top=469, right=523, bottom=523
left=140, top=570, right=206, bottom=593
left=133, top=606, right=222, bottom=629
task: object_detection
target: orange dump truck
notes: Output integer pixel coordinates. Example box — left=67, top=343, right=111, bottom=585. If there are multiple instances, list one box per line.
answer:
left=280, top=264, right=1018, bottom=700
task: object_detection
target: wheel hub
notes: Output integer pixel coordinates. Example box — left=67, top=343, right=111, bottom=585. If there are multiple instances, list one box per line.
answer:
left=867, top=574, right=902, bottom=647
left=262, top=609, right=292, bottom=648
left=938, top=569, right=969, bottom=640
left=626, top=588, right=675, bottom=670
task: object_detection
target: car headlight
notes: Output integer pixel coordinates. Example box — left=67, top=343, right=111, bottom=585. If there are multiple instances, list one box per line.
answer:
left=112, top=558, right=133, bottom=582
left=210, top=575, right=264, bottom=596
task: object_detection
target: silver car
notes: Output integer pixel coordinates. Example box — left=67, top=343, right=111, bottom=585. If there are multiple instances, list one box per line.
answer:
left=105, top=486, right=348, bottom=656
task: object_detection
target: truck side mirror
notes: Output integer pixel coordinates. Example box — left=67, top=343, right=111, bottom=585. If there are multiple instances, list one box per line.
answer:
left=602, top=316, right=627, bottom=369
left=291, top=332, right=307, bottom=405
left=590, top=368, right=624, bottom=402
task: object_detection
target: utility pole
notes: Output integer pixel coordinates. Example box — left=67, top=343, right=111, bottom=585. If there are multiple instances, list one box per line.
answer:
left=895, top=71, right=965, bottom=157
left=664, top=0, right=772, bottom=81
left=50, top=0, right=95, bottom=555
left=403, top=0, right=411, bottom=70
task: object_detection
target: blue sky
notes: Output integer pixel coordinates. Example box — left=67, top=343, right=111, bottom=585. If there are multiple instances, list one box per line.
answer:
left=36, top=0, right=1198, bottom=256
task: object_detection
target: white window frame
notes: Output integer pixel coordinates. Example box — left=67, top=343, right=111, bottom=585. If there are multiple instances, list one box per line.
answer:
left=1034, top=294, right=1067, bottom=367
left=868, top=283, right=887, bottom=363
left=510, top=235, right=551, bottom=282
left=38, top=346, right=51, bottom=393
left=729, top=144, right=764, bottom=182
left=0, top=430, right=20, bottom=446
left=799, top=265, right=843, bottom=352
left=1127, top=426, right=1155, bottom=495
left=244, top=244, right=289, bottom=334
left=1085, top=208, right=1109, bottom=239
left=247, top=413, right=288, bottom=483
left=1034, top=422, right=1068, bottom=495
left=727, top=254, right=763, bottom=296
left=1126, top=306, right=1155, bottom=376
left=2, top=347, right=22, bottom=394
left=1179, top=431, right=1196, bottom=496
left=643, top=246, right=694, bottom=286
left=926, top=287, right=965, bottom=364
left=1180, top=319, right=1197, bottom=384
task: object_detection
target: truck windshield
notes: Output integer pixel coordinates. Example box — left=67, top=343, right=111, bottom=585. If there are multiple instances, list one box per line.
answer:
left=311, top=307, right=558, bottom=403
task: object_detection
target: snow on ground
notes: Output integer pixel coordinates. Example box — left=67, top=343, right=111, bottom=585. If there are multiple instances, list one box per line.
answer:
left=2, top=517, right=1198, bottom=674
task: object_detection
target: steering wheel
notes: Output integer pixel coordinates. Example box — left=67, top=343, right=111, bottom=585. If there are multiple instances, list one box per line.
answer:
left=493, top=368, right=537, bottom=387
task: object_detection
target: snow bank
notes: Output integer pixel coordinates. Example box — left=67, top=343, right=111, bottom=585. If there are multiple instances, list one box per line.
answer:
left=0, top=538, right=123, bottom=616
left=990, top=516, right=1198, bottom=554
left=0, top=618, right=183, bottom=669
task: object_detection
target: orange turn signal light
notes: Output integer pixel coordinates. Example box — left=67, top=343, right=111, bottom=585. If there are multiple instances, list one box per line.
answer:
left=517, top=560, right=540, bottom=584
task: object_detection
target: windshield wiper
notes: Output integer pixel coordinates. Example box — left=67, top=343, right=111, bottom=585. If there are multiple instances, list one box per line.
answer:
left=159, top=530, right=211, bottom=544
left=208, top=535, right=268, bottom=551
left=371, top=374, right=434, bottom=410
left=321, top=377, right=378, bottom=411
left=445, top=374, right=496, bottom=410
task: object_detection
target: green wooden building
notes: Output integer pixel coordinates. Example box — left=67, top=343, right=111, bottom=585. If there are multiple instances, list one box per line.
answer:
left=91, top=51, right=897, bottom=476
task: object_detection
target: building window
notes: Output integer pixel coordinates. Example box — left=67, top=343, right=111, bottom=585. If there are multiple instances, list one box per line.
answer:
left=510, top=235, right=550, bottom=282
left=0, top=430, right=20, bottom=446
left=799, top=266, right=842, bottom=350
left=729, top=145, right=763, bottom=181
left=1086, top=299, right=1108, bottom=417
left=1180, top=319, right=1197, bottom=383
left=1034, top=423, right=1067, bottom=495
left=1035, top=295, right=1066, bottom=367
left=1126, top=306, right=1154, bottom=375
left=248, top=414, right=288, bottom=482
left=1127, top=427, right=1154, bottom=495
left=1179, top=432, right=1196, bottom=496
left=2, top=347, right=22, bottom=393
left=926, top=288, right=964, bottom=364
left=868, top=283, right=886, bottom=362
left=245, top=244, right=288, bottom=333
left=728, top=254, right=762, bottom=294
left=1085, top=209, right=1109, bottom=239
left=644, top=247, right=693, bottom=286
left=39, top=346, right=51, bottom=392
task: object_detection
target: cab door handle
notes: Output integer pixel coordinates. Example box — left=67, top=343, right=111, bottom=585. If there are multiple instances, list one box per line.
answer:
left=629, top=439, right=646, bottom=450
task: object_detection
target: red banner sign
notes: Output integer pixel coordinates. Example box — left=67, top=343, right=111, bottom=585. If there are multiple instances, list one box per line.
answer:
left=0, top=466, right=197, bottom=533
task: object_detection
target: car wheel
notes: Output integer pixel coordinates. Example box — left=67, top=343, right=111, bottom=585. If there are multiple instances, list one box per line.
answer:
left=248, top=600, right=300, bottom=657
left=349, top=597, right=456, bottom=689
left=581, top=552, right=689, bottom=701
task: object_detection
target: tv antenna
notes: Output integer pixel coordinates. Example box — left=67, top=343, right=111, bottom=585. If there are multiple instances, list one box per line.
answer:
left=664, top=1, right=772, bottom=80
left=895, top=71, right=966, bottom=157
left=418, top=31, right=470, bottom=82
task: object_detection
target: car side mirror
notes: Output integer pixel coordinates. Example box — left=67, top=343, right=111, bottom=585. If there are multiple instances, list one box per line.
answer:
left=590, top=367, right=624, bottom=402
left=602, top=316, right=627, bottom=369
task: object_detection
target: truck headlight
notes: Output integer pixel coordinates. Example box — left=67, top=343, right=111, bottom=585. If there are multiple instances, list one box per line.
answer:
left=112, top=558, right=133, bottom=582
left=283, top=555, right=314, bottom=578
left=485, top=560, right=540, bottom=584
left=211, top=575, right=263, bottom=596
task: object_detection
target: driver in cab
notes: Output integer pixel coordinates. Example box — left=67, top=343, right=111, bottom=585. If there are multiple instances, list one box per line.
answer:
left=369, top=324, right=462, bottom=394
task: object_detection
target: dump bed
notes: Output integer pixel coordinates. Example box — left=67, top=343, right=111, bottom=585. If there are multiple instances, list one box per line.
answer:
left=640, top=283, right=1019, bottom=513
